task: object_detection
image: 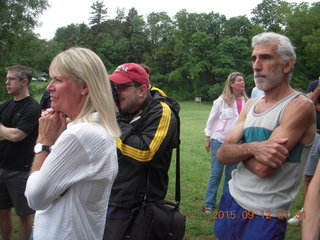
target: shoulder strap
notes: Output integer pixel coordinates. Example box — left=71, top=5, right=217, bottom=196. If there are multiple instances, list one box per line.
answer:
left=170, top=106, right=181, bottom=205
left=137, top=101, right=181, bottom=206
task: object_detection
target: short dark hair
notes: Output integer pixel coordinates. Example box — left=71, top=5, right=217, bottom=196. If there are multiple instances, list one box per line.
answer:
left=139, top=64, right=151, bottom=76
left=5, top=65, right=32, bottom=84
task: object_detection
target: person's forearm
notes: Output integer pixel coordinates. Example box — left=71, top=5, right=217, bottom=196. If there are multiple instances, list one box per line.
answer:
left=302, top=182, right=320, bottom=239
left=243, top=158, right=276, bottom=178
left=219, top=145, right=278, bottom=178
left=204, top=136, right=211, bottom=151
left=217, top=142, right=254, bottom=165
left=307, top=87, right=320, bottom=104
left=0, top=124, right=27, bottom=142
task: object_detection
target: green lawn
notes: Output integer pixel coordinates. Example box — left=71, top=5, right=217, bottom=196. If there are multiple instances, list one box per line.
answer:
left=11, top=100, right=304, bottom=239
left=30, top=80, right=49, bottom=102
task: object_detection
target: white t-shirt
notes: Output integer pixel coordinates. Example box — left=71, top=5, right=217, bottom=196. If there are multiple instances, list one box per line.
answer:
left=25, top=113, right=118, bottom=240
left=251, top=87, right=265, bottom=98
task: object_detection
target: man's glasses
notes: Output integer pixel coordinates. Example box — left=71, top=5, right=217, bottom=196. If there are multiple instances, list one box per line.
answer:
left=5, top=77, right=21, bottom=82
left=113, top=83, right=141, bottom=91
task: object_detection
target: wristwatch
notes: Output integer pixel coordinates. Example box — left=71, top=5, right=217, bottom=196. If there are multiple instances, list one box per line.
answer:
left=34, top=143, right=51, bottom=154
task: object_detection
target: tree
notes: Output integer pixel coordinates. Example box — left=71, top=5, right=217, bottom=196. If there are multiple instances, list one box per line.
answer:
left=207, top=36, right=252, bottom=99
left=0, top=0, right=49, bottom=100
left=121, top=8, right=148, bottom=63
left=284, top=2, right=320, bottom=88
left=302, top=29, right=320, bottom=78
left=115, top=8, right=126, bottom=22
left=0, top=0, right=48, bottom=64
left=7, top=31, right=60, bottom=73
left=89, top=0, right=108, bottom=26
left=54, top=23, right=91, bottom=49
left=188, top=32, right=216, bottom=97
left=145, top=11, right=173, bottom=66
left=2, top=1, right=318, bottom=102
left=214, top=37, right=251, bottom=72
left=223, top=16, right=253, bottom=39
left=251, top=0, right=284, bottom=32
left=150, top=36, right=177, bottom=77
left=146, top=12, right=173, bottom=46
left=174, top=10, right=226, bottom=45
left=123, top=8, right=139, bottom=39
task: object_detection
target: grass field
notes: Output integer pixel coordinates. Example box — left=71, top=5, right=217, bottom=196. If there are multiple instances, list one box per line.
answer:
left=30, top=81, right=49, bottom=102
left=10, top=99, right=304, bottom=239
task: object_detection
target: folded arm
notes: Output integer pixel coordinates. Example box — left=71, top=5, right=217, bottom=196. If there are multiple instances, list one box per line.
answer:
left=217, top=95, right=315, bottom=178
left=245, top=94, right=315, bottom=177
left=0, top=124, right=27, bottom=142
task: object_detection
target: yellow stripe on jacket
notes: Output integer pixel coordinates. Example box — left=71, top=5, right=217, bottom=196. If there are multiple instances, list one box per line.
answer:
left=116, top=102, right=171, bottom=162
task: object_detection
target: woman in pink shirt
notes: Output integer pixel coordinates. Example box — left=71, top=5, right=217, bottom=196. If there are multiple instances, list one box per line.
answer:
left=204, top=72, right=248, bottom=213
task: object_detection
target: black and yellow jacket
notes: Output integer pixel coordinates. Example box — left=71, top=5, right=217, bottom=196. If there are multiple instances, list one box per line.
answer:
left=109, top=88, right=180, bottom=208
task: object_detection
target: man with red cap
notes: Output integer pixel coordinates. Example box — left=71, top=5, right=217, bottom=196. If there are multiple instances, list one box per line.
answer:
left=103, top=63, right=180, bottom=239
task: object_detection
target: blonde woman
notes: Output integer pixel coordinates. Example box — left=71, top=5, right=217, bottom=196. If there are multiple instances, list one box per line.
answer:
left=204, top=72, right=248, bottom=213
left=25, top=47, right=120, bottom=239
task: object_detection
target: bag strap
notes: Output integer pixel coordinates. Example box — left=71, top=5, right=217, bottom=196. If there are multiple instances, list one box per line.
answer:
left=171, top=106, right=181, bottom=205
left=138, top=102, right=181, bottom=207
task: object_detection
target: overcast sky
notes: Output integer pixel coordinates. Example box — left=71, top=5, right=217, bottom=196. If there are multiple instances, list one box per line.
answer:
left=33, top=0, right=316, bottom=40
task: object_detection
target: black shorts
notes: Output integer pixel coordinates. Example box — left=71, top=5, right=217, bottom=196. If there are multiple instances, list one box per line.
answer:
left=0, top=168, right=34, bottom=216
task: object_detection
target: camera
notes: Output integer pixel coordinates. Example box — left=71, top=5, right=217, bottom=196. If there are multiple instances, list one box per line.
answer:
left=111, top=83, right=120, bottom=110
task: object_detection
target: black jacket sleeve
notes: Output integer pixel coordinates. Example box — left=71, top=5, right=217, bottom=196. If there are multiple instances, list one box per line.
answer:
left=116, top=101, right=177, bottom=163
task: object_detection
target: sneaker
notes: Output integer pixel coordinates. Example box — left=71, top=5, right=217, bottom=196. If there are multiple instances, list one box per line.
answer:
left=204, top=207, right=213, bottom=213
left=287, top=209, right=303, bottom=225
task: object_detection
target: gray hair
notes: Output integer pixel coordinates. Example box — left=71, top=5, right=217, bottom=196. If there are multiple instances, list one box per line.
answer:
left=251, top=32, right=296, bottom=65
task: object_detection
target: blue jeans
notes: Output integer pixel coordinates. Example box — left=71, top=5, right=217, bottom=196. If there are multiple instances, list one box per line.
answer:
left=205, top=139, right=237, bottom=209
left=304, top=133, right=320, bottom=176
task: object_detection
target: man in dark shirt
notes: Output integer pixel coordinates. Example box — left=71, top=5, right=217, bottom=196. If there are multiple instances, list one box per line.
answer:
left=39, top=90, right=51, bottom=111
left=0, top=65, right=41, bottom=240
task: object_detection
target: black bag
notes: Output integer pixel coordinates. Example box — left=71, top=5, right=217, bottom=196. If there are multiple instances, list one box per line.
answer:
left=123, top=105, right=186, bottom=240
left=124, top=200, right=186, bottom=240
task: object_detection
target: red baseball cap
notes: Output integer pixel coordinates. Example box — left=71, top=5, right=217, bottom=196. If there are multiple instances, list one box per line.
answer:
left=109, top=63, right=150, bottom=89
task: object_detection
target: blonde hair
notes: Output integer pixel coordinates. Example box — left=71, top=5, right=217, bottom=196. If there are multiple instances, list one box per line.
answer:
left=49, top=47, right=120, bottom=139
left=222, top=72, right=248, bottom=106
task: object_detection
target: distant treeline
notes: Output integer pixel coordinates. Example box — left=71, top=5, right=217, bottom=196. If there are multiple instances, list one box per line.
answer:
left=1, top=0, right=320, bottom=101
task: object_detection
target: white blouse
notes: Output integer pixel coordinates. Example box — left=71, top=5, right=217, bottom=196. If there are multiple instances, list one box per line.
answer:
left=25, top=113, right=118, bottom=240
left=204, top=96, right=245, bottom=143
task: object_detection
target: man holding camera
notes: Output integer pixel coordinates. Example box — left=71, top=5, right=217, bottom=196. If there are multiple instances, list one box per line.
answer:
left=103, top=63, right=180, bottom=239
